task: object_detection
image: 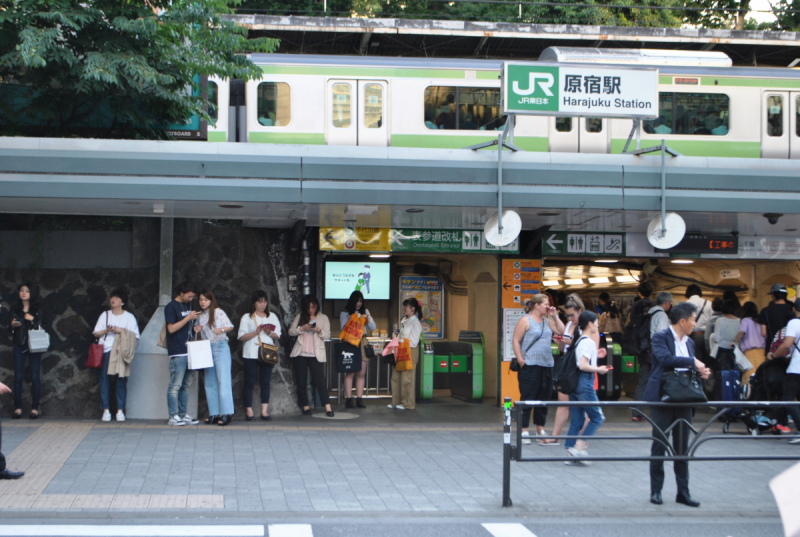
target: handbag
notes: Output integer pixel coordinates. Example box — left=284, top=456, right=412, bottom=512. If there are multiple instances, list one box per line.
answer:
left=253, top=314, right=279, bottom=366
left=28, top=326, right=50, bottom=354
left=340, top=313, right=367, bottom=346
left=86, top=312, right=108, bottom=369
left=733, top=345, right=753, bottom=372
left=660, top=370, right=708, bottom=403
left=157, top=323, right=168, bottom=349
left=395, top=339, right=413, bottom=372
left=335, top=341, right=362, bottom=373
left=187, top=339, right=214, bottom=370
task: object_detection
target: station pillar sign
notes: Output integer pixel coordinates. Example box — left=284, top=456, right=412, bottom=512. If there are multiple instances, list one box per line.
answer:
left=502, top=62, right=658, bottom=119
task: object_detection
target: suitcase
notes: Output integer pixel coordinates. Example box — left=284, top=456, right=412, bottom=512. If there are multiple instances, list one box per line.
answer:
left=596, top=335, right=622, bottom=401
left=716, top=369, right=742, bottom=432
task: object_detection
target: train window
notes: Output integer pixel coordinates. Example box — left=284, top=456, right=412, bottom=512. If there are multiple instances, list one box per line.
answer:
left=643, top=92, right=729, bottom=136
left=257, top=82, right=291, bottom=127
left=585, top=118, right=602, bottom=133
left=208, top=81, right=218, bottom=125
left=767, top=95, right=783, bottom=137
left=555, top=117, right=572, bottom=132
left=424, top=86, right=506, bottom=131
left=331, top=83, right=351, bottom=129
left=364, top=84, right=382, bottom=129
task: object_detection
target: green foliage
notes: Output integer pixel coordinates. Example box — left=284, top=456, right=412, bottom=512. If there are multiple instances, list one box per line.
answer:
left=772, top=0, right=800, bottom=30
left=0, top=0, right=279, bottom=139
left=682, top=0, right=751, bottom=29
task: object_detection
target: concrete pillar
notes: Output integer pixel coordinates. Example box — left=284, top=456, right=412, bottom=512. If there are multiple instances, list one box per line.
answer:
left=127, top=217, right=198, bottom=420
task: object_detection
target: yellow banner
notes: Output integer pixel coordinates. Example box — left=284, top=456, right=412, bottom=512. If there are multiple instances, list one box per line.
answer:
left=320, top=227, right=391, bottom=252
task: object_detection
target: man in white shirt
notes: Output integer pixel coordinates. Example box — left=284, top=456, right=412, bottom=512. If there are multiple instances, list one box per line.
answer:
left=767, top=298, right=800, bottom=444
left=684, top=284, right=712, bottom=369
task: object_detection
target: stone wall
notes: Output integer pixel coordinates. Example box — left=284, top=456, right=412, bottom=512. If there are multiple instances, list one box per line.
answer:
left=0, top=218, right=305, bottom=418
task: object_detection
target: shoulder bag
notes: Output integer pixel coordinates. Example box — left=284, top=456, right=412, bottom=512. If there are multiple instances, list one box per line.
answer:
left=254, top=314, right=279, bottom=366
left=85, top=312, right=108, bottom=369
left=660, top=370, right=708, bottom=403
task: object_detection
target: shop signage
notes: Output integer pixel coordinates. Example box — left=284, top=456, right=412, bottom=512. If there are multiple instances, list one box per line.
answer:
left=542, top=232, right=625, bottom=257
left=320, top=227, right=519, bottom=254
left=502, top=308, right=526, bottom=361
left=502, top=259, right=542, bottom=309
left=399, top=276, right=444, bottom=339
left=656, top=234, right=738, bottom=255
left=720, top=269, right=741, bottom=280
left=502, top=62, right=658, bottom=119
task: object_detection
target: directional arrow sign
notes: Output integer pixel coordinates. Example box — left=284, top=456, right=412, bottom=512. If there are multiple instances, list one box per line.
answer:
left=546, top=234, right=563, bottom=251
left=503, top=282, right=512, bottom=291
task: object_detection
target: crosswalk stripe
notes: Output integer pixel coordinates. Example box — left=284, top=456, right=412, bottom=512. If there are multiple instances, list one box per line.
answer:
left=0, top=526, right=264, bottom=536
left=267, top=526, right=313, bottom=537
left=482, top=523, right=537, bottom=537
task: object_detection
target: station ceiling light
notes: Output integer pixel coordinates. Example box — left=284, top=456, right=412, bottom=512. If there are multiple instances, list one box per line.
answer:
left=595, top=259, right=618, bottom=263
left=564, top=278, right=585, bottom=285
left=615, top=275, right=638, bottom=283
left=671, top=259, right=694, bottom=264
left=370, top=254, right=391, bottom=258
left=543, top=280, right=560, bottom=287
left=588, top=277, right=610, bottom=284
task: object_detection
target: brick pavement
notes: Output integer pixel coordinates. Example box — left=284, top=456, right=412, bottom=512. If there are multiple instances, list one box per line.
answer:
left=0, top=400, right=795, bottom=514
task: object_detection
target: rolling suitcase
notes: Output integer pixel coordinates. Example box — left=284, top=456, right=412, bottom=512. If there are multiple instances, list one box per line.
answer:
left=716, top=369, right=742, bottom=433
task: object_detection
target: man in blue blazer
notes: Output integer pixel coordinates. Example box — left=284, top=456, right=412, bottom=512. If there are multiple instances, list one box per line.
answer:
left=644, top=301, right=711, bottom=507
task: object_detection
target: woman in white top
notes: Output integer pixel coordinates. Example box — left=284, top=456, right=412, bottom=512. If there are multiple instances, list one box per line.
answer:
left=339, top=291, right=376, bottom=409
left=547, top=294, right=585, bottom=444
left=194, top=289, right=235, bottom=426
left=238, top=290, right=282, bottom=421
left=389, top=298, right=423, bottom=410
left=712, top=300, right=742, bottom=372
left=289, top=295, right=334, bottom=417
left=92, top=288, right=140, bottom=422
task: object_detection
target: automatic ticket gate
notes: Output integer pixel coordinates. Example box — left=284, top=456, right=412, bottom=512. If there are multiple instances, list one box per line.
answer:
left=416, top=331, right=485, bottom=403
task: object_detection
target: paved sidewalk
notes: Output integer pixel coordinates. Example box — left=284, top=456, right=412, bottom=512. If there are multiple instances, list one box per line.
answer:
left=0, top=399, right=795, bottom=515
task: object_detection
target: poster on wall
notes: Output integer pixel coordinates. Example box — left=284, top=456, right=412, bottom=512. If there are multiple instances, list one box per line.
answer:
left=502, top=308, right=526, bottom=362
left=399, top=276, right=444, bottom=339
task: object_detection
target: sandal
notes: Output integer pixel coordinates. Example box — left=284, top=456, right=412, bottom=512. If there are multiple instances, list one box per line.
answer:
left=204, top=415, right=219, bottom=425
left=537, top=438, right=560, bottom=446
left=29, top=410, right=39, bottom=420
left=12, top=411, right=22, bottom=420
left=217, top=415, right=232, bottom=426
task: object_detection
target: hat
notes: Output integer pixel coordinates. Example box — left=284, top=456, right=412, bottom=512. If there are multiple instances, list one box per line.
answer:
left=771, top=283, right=788, bottom=294
left=792, top=298, right=800, bottom=311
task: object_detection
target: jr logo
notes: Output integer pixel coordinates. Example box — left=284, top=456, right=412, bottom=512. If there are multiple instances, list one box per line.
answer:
left=512, top=73, right=554, bottom=96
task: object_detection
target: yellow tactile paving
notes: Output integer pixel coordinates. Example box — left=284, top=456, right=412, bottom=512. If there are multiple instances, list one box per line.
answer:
left=109, top=494, right=151, bottom=509
left=71, top=494, right=114, bottom=509
left=32, top=494, right=77, bottom=510
left=148, top=495, right=187, bottom=509
left=187, top=494, right=225, bottom=509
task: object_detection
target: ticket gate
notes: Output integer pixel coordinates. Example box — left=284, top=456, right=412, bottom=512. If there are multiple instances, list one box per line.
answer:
left=416, top=331, right=485, bottom=403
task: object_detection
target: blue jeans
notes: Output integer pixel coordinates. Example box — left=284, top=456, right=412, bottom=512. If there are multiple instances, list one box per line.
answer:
left=204, top=341, right=234, bottom=416
left=565, top=372, right=605, bottom=450
left=99, top=351, right=127, bottom=411
left=168, top=355, right=193, bottom=417
left=243, top=359, right=273, bottom=408
left=13, top=345, right=41, bottom=410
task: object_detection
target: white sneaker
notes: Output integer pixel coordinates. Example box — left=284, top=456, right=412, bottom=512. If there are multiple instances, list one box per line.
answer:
left=395, top=405, right=406, bottom=410
left=116, top=410, right=125, bottom=422
left=182, top=415, right=199, bottom=425
left=521, top=431, right=531, bottom=445
left=789, top=437, right=800, bottom=445
left=387, top=404, right=394, bottom=409
left=101, top=410, right=111, bottom=422
left=168, top=415, right=186, bottom=426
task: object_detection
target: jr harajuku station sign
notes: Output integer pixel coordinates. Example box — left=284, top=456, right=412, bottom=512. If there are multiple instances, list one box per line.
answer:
left=502, top=62, right=659, bottom=119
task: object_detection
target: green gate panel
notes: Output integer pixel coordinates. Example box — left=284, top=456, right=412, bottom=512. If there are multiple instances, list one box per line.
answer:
left=450, top=354, right=468, bottom=373
left=434, top=355, right=450, bottom=373
left=419, top=334, right=434, bottom=399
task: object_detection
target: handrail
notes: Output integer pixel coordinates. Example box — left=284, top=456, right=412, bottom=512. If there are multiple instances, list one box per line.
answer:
left=501, top=397, right=800, bottom=507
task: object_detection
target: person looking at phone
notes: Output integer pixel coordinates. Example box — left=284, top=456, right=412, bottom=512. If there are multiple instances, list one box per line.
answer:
left=165, top=281, right=201, bottom=426
left=194, top=289, right=235, bottom=426
left=511, top=294, right=564, bottom=445
left=289, top=295, right=334, bottom=417
left=9, top=283, right=43, bottom=420
left=564, top=311, right=610, bottom=465
left=238, top=290, right=282, bottom=421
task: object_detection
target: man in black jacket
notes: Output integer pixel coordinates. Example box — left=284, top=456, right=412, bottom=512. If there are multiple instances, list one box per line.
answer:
left=645, top=302, right=710, bottom=507
left=630, top=281, right=655, bottom=420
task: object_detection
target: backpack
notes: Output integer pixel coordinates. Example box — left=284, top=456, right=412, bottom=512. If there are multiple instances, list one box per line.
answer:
left=770, top=327, right=787, bottom=354
left=553, top=336, right=588, bottom=395
left=622, top=309, right=653, bottom=356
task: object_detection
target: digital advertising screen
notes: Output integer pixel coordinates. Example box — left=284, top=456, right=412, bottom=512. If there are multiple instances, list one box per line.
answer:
left=325, top=262, right=391, bottom=300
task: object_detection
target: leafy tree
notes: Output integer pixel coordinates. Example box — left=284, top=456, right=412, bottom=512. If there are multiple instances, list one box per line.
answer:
left=0, top=0, right=278, bottom=139
left=772, top=0, right=800, bottom=30
left=683, top=0, right=752, bottom=29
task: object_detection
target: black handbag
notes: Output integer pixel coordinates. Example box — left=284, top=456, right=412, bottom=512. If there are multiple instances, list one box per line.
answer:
left=660, top=370, right=708, bottom=403
left=335, top=341, right=362, bottom=373
left=382, top=352, right=396, bottom=366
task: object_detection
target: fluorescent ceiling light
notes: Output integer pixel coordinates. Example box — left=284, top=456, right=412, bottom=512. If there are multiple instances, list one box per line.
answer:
left=672, top=259, right=694, bottom=264
left=369, top=254, right=391, bottom=258
left=588, top=277, right=610, bottom=284
left=595, top=259, right=618, bottom=263
left=616, top=275, right=638, bottom=283
left=543, top=280, right=560, bottom=287
left=564, top=279, right=585, bottom=285
left=346, top=204, right=378, bottom=216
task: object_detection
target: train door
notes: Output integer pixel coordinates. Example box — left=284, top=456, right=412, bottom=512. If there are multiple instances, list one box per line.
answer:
left=791, top=93, right=800, bottom=159
left=547, top=117, right=610, bottom=153
left=326, top=79, right=389, bottom=146
left=762, top=91, right=790, bottom=159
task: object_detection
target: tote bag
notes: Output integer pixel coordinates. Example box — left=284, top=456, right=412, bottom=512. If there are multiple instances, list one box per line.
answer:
left=187, top=339, right=214, bottom=370
left=28, top=327, right=50, bottom=354
left=395, top=339, right=413, bottom=372
left=335, top=341, right=362, bottom=373
left=339, top=314, right=367, bottom=347
left=86, top=312, right=108, bottom=369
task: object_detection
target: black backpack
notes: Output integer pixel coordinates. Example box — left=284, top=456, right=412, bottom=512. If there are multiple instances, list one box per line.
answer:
left=622, top=310, right=653, bottom=356
left=553, top=336, right=588, bottom=395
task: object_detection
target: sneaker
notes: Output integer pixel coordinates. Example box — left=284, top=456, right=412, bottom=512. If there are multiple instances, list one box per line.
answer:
left=387, top=404, right=394, bottom=409
left=182, top=415, right=200, bottom=425
left=168, top=415, right=185, bottom=426
left=101, top=410, right=111, bottom=422
left=775, top=424, right=792, bottom=435
left=789, top=436, right=800, bottom=445
left=395, top=405, right=406, bottom=410
left=116, top=410, right=125, bottom=422
left=521, top=431, right=531, bottom=445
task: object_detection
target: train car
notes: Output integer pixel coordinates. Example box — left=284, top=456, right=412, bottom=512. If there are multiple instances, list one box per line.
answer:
left=210, top=49, right=800, bottom=159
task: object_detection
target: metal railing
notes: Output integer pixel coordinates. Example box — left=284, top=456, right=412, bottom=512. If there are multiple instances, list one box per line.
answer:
left=501, top=397, right=800, bottom=507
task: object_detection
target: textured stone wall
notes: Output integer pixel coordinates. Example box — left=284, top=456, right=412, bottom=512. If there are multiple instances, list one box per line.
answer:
left=0, top=219, right=304, bottom=418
